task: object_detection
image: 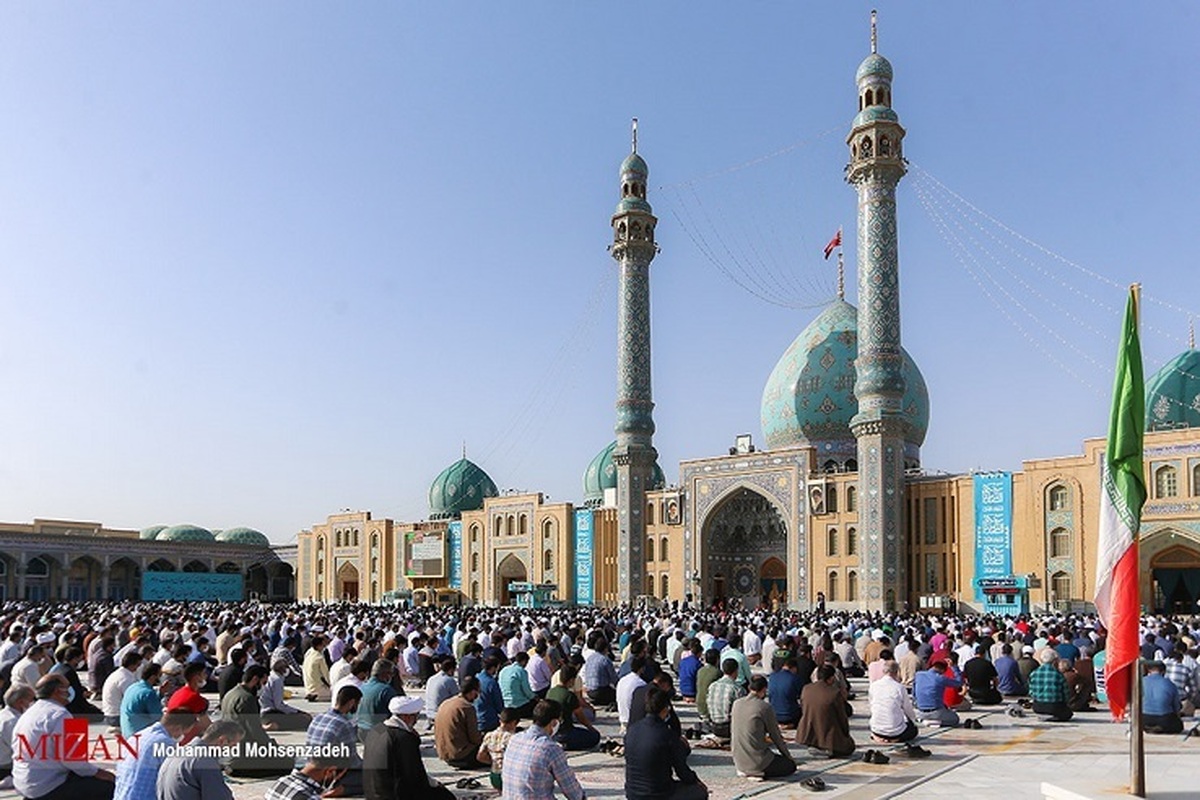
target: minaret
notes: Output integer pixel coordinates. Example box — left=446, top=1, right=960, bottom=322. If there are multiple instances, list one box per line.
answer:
left=847, top=12, right=908, bottom=610
left=610, top=119, right=658, bottom=605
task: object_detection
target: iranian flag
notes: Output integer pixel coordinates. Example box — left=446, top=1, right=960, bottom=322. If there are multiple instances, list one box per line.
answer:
left=1093, top=288, right=1146, bottom=721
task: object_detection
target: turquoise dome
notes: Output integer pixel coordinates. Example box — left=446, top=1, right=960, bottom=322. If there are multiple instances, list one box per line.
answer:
left=140, top=525, right=168, bottom=541
left=1146, top=350, right=1200, bottom=430
left=215, top=527, right=271, bottom=547
left=158, top=524, right=216, bottom=543
left=852, top=106, right=899, bottom=127
left=429, top=457, right=499, bottom=520
left=856, top=52, right=893, bottom=83
left=760, top=300, right=929, bottom=455
left=621, top=152, right=648, bottom=178
left=583, top=441, right=666, bottom=507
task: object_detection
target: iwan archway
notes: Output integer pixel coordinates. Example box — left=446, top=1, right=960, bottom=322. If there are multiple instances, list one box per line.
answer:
left=700, top=487, right=788, bottom=609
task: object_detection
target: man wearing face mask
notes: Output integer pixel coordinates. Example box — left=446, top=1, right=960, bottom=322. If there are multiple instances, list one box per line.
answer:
left=157, top=720, right=242, bottom=800
left=13, top=674, right=116, bottom=800
left=501, top=699, right=586, bottom=800
left=11, top=644, right=48, bottom=691
left=112, top=710, right=198, bottom=800
left=265, top=756, right=347, bottom=800
left=50, top=647, right=102, bottom=719
left=305, top=685, right=364, bottom=797
left=0, top=685, right=36, bottom=789
left=120, top=662, right=165, bottom=738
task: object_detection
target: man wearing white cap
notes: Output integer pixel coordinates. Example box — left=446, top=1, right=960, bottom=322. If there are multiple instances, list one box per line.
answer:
left=362, top=696, right=452, bottom=800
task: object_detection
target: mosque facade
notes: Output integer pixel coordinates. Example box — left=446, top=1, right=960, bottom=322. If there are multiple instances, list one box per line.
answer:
left=289, top=25, right=1200, bottom=617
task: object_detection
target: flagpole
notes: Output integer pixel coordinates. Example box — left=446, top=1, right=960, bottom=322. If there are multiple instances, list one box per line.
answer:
left=1129, top=282, right=1145, bottom=799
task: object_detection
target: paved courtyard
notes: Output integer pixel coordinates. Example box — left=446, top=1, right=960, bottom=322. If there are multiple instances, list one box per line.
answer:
left=8, top=676, right=1196, bottom=800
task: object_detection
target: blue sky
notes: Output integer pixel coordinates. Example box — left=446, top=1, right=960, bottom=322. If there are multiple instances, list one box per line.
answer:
left=1, top=3, right=1196, bottom=542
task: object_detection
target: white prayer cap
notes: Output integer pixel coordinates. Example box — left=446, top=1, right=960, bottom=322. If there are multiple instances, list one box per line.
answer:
left=389, top=696, right=423, bottom=716
left=36, top=632, right=56, bottom=644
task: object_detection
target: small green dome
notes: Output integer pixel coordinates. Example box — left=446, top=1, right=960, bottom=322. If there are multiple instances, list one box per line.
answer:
left=852, top=106, right=899, bottom=127
left=158, top=524, right=216, bottom=543
left=1146, top=350, right=1200, bottom=430
left=621, top=152, right=648, bottom=178
left=140, top=525, right=168, bottom=541
left=582, top=441, right=666, bottom=507
left=215, top=527, right=271, bottom=547
left=429, top=457, right=499, bottom=520
left=760, top=300, right=929, bottom=457
left=856, top=52, right=893, bottom=83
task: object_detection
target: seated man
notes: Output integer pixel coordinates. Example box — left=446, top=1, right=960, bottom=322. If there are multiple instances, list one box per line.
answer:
left=364, top=696, right=455, bottom=800
left=625, top=686, right=707, bottom=800
left=796, top=665, right=855, bottom=759
left=260, top=658, right=314, bottom=731
left=13, top=675, right=116, bottom=800
left=113, top=710, right=197, bottom=800
left=1142, top=660, right=1184, bottom=734
left=962, top=645, right=1003, bottom=705
left=705, top=658, right=746, bottom=741
left=547, top=665, right=601, bottom=751
left=869, top=660, right=919, bottom=743
left=994, top=644, right=1027, bottom=697
left=733, top=676, right=797, bottom=780
left=766, top=659, right=802, bottom=728
left=1028, top=650, right=1073, bottom=722
left=305, top=685, right=364, bottom=797
left=912, top=662, right=963, bottom=728
left=433, top=676, right=489, bottom=769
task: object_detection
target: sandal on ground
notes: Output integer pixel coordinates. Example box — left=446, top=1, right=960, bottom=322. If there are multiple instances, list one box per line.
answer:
left=802, top=776, right=826, bottom=791
left=454, top=778, right=481, bottom=789
left=903, top=744, right=932, bottom=758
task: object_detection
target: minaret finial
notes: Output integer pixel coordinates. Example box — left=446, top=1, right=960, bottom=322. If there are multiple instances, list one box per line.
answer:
left=462, top=441, right=467, bottom=459
left=837, top=249, right=845, bottom=301
left=870, top=9, right=878, bottom=54
left=1190, top=318, right=1195, bottom=350
left=631, top=117, right=638, bottom=153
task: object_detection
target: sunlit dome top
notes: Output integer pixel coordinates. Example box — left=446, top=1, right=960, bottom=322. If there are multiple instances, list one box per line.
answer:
left=856, top=52, right=893, bottom=83
left=215, top=527, right=271, bottom=547
left=139, top=525, right=168, bottom=541
left=760, top=300, right=929, bottom=454
left=429, top=457, right=499, bottom=520
left=158, top=524, right=216, bottom=543
left=1146, top=349, right=1200, bottom=430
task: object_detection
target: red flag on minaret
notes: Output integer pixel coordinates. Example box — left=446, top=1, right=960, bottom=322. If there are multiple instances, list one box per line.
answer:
left=824, top=228, right=842, bottom=260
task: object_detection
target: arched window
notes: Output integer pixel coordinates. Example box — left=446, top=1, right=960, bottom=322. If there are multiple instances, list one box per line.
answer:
left=471, top=553, right=479, bottom=572
left=647, top=503, right=655, bottom=526
left=1051, top=571, right=1071, bottom=604
left=506, top=515, right=515, bottom=536
left=317, top=536, right=325, bottom=553
left=1050, top=527, right=1070, bottom=559
left=470, top=581, right=479, bottom=602
left=828, top=571, right=839, bottom=602
left=543, top=549, right=553, bottom=571
left=353, top=529, right=360, bottom=546
left=646, top=537, right=655, bottom=562
left=371, top=533, right=379, bottom=551
left=865, top=89, right=874, bottom=106
left=860, top=136, right=873, bottom=157
left=542, top=519, right=555, bottom=539
left=335, top=531, right=342, bottom=547
left=827, top=528, right=839, bottom=557
left=847, top=527, right=858, bottom=556
left=370, top=557, right=378, bottom=575
left=1193, top=463, right=1200, bottom=496
left=27, top=557, right=50, bottom=576
left=494, top=516, right=503, bottom=536
left=470, top=525, right=480, bottom=545
left=661, top=574, right=669, bottom=597
left=828, top=486, right=839, bottom=513
left=661, top=537, right=669, bottom=562
left=1156, top=465, right=1179, bottom=498
left=847, top=570, right=858, bottom=602
left=1048, top=485, right=1069, bottom=511
left=845, top=459, right=858, bottom=473
left=646, top=575, right=655, bottom=596
left=822, top=459, right=838, bottom=474
left=846, top=485, right=857, bottom=512
left=519, top=514, right=528, bottom=536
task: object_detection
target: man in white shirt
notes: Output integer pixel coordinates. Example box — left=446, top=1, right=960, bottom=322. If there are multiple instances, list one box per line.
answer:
left=868, top=661, right=920, bottom=744
left=11, top=645, right=48, bottom=691
left=329, top=646, right=357, bottom=687
left=331, top=660, right=369, bottom=709
left=0, top=629, right=24, bottom=669
left=527, top=644, right=552, bottom=697
left=0, top=685, right=35, bottom=788
left=743, top=628, right=763, bottom=667
left=13, top=674, right=115, bottom=800
left=101, top=652, right=143, bottom=729
left=616, top=656, right=648, bottom=729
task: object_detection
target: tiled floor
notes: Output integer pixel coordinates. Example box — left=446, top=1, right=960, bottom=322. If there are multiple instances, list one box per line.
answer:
left=5, top=681, right=1196, bottom=800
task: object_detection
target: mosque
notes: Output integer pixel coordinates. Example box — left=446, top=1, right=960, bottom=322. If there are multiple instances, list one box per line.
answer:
left=3, top=22, right=1196, bottom=614
left=290, top=22, right=1200, bottom=617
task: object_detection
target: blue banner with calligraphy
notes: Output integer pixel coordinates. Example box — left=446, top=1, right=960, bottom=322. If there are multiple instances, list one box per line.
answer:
left=574, top=509, right=593, bottom=605
left=973, top=472, right=1013, bottom=600
left=142, top=572, right=243, bottom=602
left=448, top=521, right=462, bottom=590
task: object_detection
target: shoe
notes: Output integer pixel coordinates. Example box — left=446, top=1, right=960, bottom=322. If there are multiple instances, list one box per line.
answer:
left=801, top=776, right=826, bottom=792
left=1007, top=707, right=1025, bottom=718
left=964, top=718, right=982, bottom=730
left=865, top=750, right=890, bottom=764
left=904, top=744, right=931, bottom=758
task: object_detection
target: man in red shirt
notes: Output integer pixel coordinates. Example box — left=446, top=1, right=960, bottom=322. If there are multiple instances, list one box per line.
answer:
left=165, top=662, right=212, bottom=742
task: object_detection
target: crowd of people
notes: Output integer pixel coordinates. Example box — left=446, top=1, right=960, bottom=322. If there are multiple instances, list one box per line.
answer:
left=0, top=598, right=1195, bottom=800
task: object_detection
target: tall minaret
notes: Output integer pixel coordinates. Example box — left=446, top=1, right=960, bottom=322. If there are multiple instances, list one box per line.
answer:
left=847, top=12, right=908, bottom=610
left=610, top=119, right=658, bottom=605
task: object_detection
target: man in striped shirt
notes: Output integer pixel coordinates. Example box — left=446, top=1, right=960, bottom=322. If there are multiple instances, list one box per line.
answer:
left=501, top=700, right=585, bottom=800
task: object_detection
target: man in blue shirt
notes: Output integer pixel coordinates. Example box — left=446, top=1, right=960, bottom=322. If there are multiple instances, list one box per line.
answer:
left=357, top=659, right=398, bottom=743
left=912, top=662, right=962, bottom=727
left=678, top=641, right=702, bottom=701
left=114, top=710, right=195, bottom=800
left=766, top=659, right=802, bottom=727
left=994, top=644, right=1027, bottom=696
left=120, top=663, right=164, bottom=738
left=1142, top=661, right=1184, bottom=734
left=498, top=652, right=536, bottom=718
left=474, top=657, right=505, bottom=732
